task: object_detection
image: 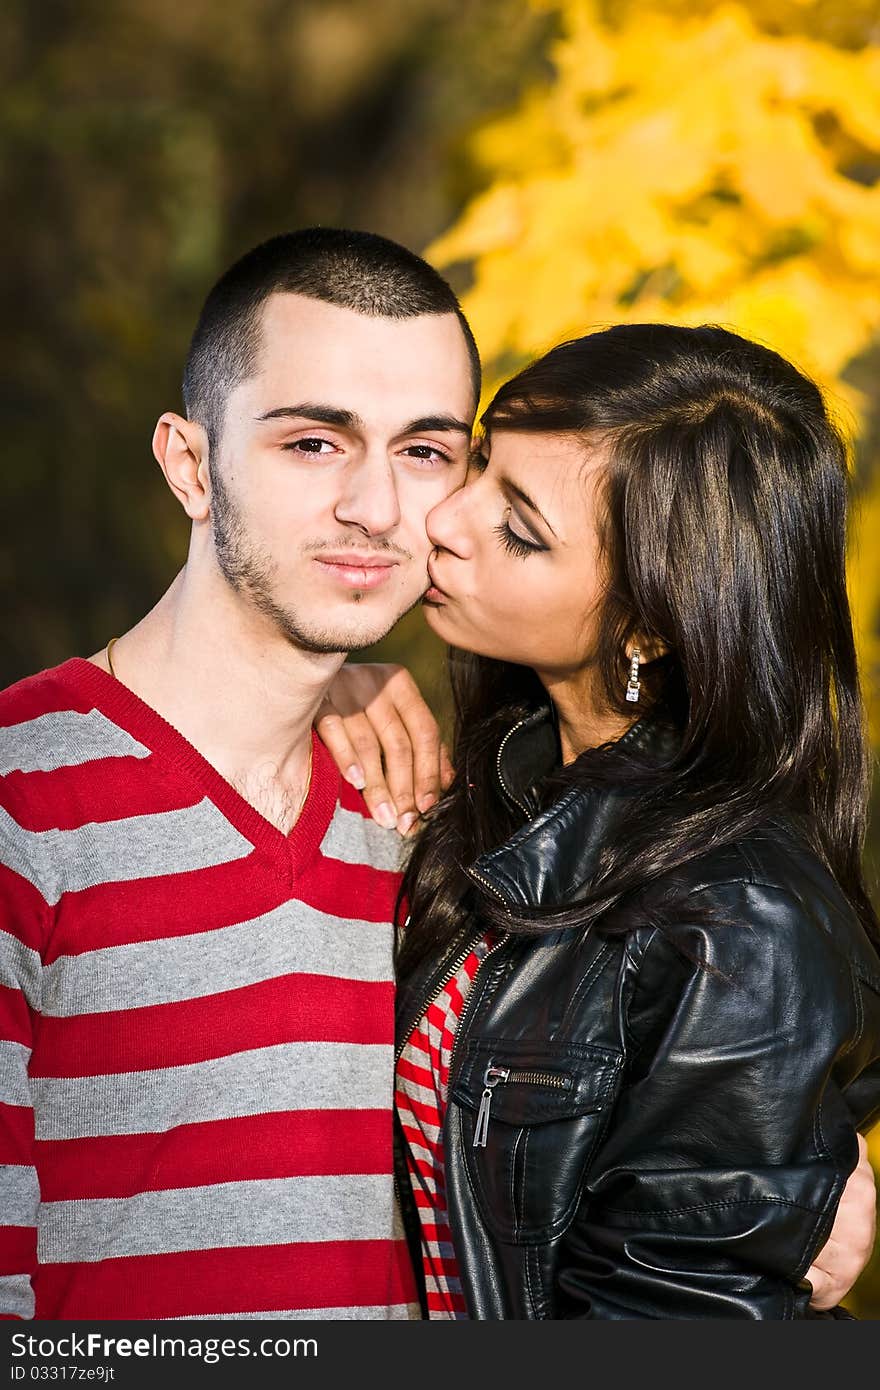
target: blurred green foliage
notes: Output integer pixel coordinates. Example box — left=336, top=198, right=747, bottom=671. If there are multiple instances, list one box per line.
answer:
left=0, top=0, right=552, bottom=681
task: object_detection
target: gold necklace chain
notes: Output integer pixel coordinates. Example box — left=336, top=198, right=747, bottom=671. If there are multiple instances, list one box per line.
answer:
left=105, top=636, right=119, bottom=677
left=297, top=739, right=314, bottom=823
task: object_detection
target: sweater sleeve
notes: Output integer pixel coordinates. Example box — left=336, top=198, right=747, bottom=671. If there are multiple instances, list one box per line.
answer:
left=0, top=815, right=44, bottom=1320
left=558, top=884, right=871, bottom=1319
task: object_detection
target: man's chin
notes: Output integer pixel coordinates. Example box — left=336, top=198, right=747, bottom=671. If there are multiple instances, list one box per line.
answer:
left=273, top=592, right=426, bottom=655
left=293, top=630, right=386, bottom=656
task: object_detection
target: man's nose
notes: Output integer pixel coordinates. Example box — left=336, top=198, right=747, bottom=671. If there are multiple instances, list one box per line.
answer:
left=334, top=454, right=401, bottom=537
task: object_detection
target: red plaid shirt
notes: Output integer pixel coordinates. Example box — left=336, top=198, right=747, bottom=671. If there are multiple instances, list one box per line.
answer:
left=395, top=936, right=493, bottom=1319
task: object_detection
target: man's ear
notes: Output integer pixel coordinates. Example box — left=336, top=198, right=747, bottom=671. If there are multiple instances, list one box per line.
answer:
left=152, top=413, right=211, bottom=521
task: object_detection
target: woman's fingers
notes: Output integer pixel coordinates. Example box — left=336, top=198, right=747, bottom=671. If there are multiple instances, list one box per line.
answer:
left=341, top=710, right=402, bottom=829
left=315, top=697, right=399, bottom=828
left=806, top=1133, right=876, bottom=1309
left=314, top=697, right=367, bottom=791
left=378, top=667, right=446, bottom=818
left=440, top=741, right=456, bottom=790
left=316, top=662, right=450, bottom=833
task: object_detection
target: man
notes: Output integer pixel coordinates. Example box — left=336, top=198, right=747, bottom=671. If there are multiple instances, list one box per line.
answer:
left=0, top=228, right=873, bottom=1320
left=0, top=228, right=476, bottom=1319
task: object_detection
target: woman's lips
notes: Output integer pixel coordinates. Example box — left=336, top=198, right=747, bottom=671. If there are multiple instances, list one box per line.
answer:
left=314, top=556, right=398, bottom=590
left=424, top=558, right=448, bottom=603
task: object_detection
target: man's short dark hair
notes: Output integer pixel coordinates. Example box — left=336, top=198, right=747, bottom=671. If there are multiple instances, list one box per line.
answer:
left=182, top=227, right=481, bottom=453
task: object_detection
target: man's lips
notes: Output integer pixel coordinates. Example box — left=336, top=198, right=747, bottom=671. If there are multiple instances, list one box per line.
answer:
left=314, top=553, right=400, bottom=591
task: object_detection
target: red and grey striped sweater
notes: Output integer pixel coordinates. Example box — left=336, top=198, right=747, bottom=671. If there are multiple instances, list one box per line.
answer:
left=0, top=659, right=419, bottom=1320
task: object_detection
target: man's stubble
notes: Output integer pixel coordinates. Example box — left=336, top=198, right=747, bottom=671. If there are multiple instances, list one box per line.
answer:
left=208, top=456, right=422, bottom=656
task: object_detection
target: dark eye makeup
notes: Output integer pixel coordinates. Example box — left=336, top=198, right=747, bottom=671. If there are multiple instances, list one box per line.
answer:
left=493, top=510, right=547, bottom=558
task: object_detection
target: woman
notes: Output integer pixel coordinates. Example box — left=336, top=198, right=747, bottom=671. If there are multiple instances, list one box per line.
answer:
left=326, top=323, right=880, bottom=1318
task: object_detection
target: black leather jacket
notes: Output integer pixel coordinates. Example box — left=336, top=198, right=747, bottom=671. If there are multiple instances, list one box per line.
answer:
left=395, top=711, right=880, bottom=1318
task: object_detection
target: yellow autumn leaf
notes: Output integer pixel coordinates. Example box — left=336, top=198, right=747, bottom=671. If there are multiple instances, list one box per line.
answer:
left=428, top=0, right=880, bottom=806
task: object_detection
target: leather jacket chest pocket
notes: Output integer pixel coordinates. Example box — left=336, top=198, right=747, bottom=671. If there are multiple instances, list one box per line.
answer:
left=450, top=1039, right=623, bottom=1245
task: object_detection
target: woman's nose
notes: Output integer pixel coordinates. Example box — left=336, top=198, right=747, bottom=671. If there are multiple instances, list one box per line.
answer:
left=426, top=488, right=473, bottom=558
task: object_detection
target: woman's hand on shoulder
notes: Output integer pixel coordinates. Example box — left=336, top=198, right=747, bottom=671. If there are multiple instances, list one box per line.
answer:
left=315, top=662, right=454, bottom=835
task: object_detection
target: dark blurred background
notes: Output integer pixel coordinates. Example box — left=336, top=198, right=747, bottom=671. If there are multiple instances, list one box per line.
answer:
left=1, top=0, right=553, bottom=686
left=2, top=0, right=878, bottom=1314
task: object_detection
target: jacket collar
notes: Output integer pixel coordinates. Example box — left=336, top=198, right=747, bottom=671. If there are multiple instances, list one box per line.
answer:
left=494, top=705, right=563, bottom=818
left=468, top=705, right=679, bottom=911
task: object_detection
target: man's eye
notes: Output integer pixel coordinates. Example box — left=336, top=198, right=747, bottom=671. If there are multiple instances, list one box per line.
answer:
left=403, top=444, right=451, bottom=466
left=282, top=437, right=336, bottom=455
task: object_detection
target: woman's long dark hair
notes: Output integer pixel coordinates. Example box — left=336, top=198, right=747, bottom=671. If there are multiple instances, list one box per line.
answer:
left=398, top=323, right=879, bottom=978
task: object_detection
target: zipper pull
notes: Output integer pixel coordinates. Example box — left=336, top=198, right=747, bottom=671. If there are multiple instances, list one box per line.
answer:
left=472, top=1064, right=509, bottom=1147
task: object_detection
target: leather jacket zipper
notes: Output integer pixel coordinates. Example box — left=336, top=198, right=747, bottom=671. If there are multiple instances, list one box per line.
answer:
left=397, top=709, right=538, bottom=1082
left=393, top=920, right=509, bottom=1324
left=464, top=862, right=512, bottom=910
left=393, top=853, right=513, bottom=1218
left=393, top=926, right=507, bottom=1222
left=495, top=718, right=533, bottom=818
left=398, top=916, right=511, bottom=1080
left=394, top=869, right=513, bottom=1150
left=393, top=925, right=481, bottom=1233
left=395, top=928, right=483, bottom=1074
left=472, top=1063, right=572, bottom=1148
left=445, top=928, right=510, bottom=1102
left=494, top=1068, right=572, bottom=1088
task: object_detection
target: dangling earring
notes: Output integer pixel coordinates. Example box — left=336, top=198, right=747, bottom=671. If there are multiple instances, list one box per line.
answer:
left=625, top=648, right=641, bottom=703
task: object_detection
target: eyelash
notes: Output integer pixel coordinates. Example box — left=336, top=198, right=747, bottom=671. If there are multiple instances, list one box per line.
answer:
left=403, top=444, right=452, bottom=466
left=493, top=511, right=544, bottom=559
left=281, top=436, right=335, bottom=454
left=280, top=438, right=452, bottom=466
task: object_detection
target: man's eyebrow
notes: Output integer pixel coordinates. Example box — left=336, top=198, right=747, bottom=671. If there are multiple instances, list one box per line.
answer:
left=501, top=477, right=558, bottom=537
left=400, top=415, right=473, bottom=437
left=254, top=407, right=473, bottom=438
left=255, top=404, right=365, bottom=430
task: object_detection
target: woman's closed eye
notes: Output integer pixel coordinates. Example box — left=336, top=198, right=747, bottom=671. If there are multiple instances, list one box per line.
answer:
left=494, top=506, right=547, bottom=558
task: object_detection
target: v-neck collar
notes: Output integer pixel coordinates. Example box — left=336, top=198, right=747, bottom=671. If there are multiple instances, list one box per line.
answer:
left=62, top=657, right=339, bottom=869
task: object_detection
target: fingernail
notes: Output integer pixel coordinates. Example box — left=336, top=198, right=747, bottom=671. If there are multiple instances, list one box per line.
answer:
left=397, top=811, right=418, bottom=836
left=346, top=765, right=366, bottom=789
left=375, top=802, right=398, bottom=829
left=416, top=792, right=437, bottom=813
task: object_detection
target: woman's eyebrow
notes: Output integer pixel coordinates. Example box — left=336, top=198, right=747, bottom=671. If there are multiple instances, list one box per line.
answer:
left=501, top=477, right=557, bottom=536
left=255, top=404, right=364, bottom=429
